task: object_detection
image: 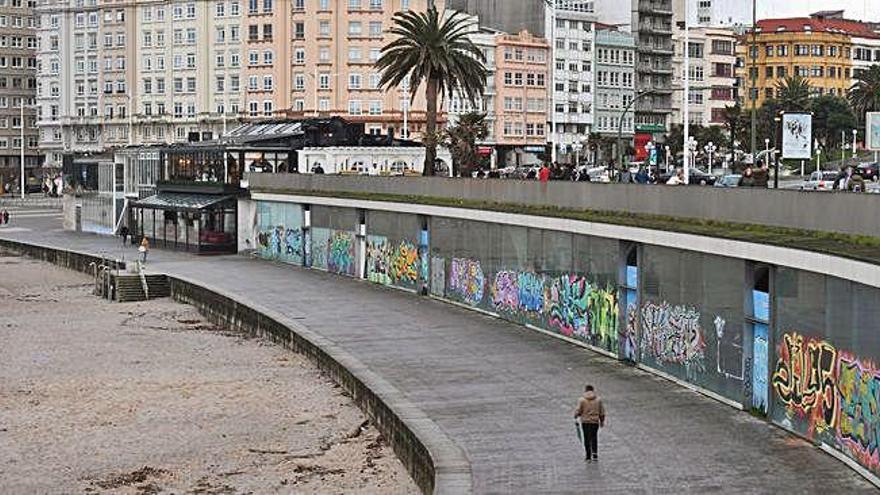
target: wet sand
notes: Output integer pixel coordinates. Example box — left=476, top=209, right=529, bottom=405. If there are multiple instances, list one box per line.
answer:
left=0, top=254, right=418, bottom=494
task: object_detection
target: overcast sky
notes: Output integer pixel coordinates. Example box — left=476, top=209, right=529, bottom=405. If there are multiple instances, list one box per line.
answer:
left=757, top=0, right=878, bottom=21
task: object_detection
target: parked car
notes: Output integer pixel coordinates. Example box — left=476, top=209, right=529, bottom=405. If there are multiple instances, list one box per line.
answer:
left=714, top=174, right=742, bottom=188
left=658, top=168, right=717, bottom=186
left=857, top=162, right=879, bottom=181
left=800, top=171, right=839, bottom=191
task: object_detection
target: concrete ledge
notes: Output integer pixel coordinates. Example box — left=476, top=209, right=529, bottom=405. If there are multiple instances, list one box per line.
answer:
left=169, top=275, right=472, bottom=494
left=0, top=197, right=63, bottom=209
left=0, top=238, right=124, bottom=273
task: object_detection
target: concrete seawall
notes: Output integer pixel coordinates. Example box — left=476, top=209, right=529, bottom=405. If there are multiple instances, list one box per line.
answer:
left=0, top=238, right=470, bottom=495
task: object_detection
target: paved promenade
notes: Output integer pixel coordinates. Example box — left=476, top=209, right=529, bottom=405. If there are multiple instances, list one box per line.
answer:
left=0, top=214, right=874, bottom=493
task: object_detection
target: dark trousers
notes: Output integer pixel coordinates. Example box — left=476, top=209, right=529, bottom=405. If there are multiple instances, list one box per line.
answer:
left=581, top=422, right=599, bottom=457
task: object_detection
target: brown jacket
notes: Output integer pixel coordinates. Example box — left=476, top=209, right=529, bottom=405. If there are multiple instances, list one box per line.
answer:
left=575, top=391, right=605, bottom=425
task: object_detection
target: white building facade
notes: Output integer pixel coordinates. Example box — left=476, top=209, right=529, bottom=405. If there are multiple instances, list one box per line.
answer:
left=671, top=26, right=737, bottom=127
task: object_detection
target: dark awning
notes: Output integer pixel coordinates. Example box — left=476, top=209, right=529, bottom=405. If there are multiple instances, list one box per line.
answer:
left=132, top=193, right=234, bottom=212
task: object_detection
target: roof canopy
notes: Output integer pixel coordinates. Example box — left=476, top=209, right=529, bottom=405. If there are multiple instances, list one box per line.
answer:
left=132, top=193, right=235, bottom=212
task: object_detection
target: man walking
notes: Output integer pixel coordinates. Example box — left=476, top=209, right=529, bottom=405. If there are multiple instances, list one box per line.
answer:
left=574, top=384, right=606, bottom=462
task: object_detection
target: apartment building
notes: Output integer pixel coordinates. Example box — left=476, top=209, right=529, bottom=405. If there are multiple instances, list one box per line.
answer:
left=37, top=0, right=440, bottom=169
left=631, top=0, right=674, bottom=136
left=547, top=2, right=596, bottom=163
left=0, top=0, right=40, bottom=186
left=739, top=16, right=866, bottom=108
left=593, top=28, right=635, bottom=139
left=672, top=0, right=751, bottom=28
left=447, top=0, right=596, bottom=163
left=494, top=30, right=549, bottom=166
left=671, top=26, right=737, bottom=127
left=446, top=26, right=497, bottom=151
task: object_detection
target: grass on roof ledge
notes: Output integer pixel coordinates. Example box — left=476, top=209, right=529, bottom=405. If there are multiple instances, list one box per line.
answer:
left=253, top=187, right=880, bottom=266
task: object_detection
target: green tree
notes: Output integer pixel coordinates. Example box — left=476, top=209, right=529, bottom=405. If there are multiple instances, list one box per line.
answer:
left=775, top=75, right=812, bottom=112
left=443, top=112, right=488, bottom=176
left=375, top=7, right=487, bottom=176
left=849, top=64, right=880, bottom=120
left=810, top=95, right=857, bottom=153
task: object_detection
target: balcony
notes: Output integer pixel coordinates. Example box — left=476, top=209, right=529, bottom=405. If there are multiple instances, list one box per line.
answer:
left=638, top=0, right=672, bottom=15
left=638, top=21, right=672, bottom=34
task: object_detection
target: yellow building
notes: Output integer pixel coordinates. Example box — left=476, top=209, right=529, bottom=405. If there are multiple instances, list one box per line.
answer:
left=737, top=16, right=871, bottom=108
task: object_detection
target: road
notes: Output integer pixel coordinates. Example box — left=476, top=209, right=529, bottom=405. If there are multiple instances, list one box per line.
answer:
left=0, top=209, right=874, bottom=493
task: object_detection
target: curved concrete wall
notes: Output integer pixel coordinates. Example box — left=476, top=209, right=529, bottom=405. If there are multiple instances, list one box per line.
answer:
left=247, top=173, right=880, bottom=238
left=246, top=193, right=880, bottom=486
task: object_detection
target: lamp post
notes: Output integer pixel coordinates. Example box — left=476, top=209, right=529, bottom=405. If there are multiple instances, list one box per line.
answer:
left=617, top=90, right=653, bottom=178
left=703, top=141, right=716, bottom=175
left=853, top=128, right=858, bottom=159
left=20, top=99, right=25, bottom=199
left=841, top=129, right=846, bottom=163
left=764, top=137, right=770, bottom=168
left=572, top=141, right=583, bottom=167
left=665, top=145, right=671, bottom=173
left=687, top=136, right=698, bottom=181
left=645, top=140, right=655, bottom=171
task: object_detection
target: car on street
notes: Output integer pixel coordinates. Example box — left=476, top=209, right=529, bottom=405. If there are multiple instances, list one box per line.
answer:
left=799, top=171, right=839, bottom=191
left=658, top=168, right=717, bottom=186
left=714, top=174, right=742, bottom=188
left=857, top=162, right=879, bottom=181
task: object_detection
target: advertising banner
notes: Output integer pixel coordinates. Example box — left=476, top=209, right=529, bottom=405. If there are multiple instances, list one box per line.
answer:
left=867, top=112, right=880, bottom=151
left=781, top=113, right=812, bottom=159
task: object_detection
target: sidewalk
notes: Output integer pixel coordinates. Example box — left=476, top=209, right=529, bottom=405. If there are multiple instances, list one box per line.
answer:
left=0, top=218, right=874, bottom=493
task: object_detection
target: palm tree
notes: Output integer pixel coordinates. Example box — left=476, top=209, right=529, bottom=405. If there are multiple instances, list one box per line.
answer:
left=775, top=75, right=812, bottom=112
left=850, top=64, right=880, bottom=119
left=444, top=112, right=488, bottom=177
left=375, top=7, right=487, bottom=176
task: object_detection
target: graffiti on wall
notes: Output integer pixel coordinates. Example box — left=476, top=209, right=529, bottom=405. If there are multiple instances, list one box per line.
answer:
left=491, top=271, right=520, bottom=313
left=588, top=284, right=618, bottom=351
left=448, top=258, right=485, bottom=305
left=640, top=301, right=706, bottom=372
left=772, top=332, right=838, bottom=434
left=772, top=332, right=880, bottom=472
left=328, top=230, right=355, bottom=275
left=390, top=240, right=419, bottom=285
left=366, top=236, right=392, bottom=285
left=546, top=275, right=591, bottom=339
left=837, top=353, right=880, bottom=469
left=621, top=296, right=638, bottom=362
left=715, top=316, right=744, bottom=381
left=310, top=228, right=329, bottom=270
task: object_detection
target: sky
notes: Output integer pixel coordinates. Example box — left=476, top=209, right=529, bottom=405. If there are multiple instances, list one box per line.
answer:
left=757, top=0, right=878, bottom=21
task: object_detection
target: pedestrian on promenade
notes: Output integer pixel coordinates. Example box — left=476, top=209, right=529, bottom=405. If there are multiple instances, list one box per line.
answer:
left=574, top=384, right=606, bottom=462
left=539, top=163, right=551, bottom=183
left=139, top=237, right=150, bottom=264
left=2, top=209, right=9, bottom=225
left=119, top=225, right=129, bottom=246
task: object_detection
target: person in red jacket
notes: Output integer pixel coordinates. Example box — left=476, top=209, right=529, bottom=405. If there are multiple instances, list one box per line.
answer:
left=538, top=163, right=551, bottom=183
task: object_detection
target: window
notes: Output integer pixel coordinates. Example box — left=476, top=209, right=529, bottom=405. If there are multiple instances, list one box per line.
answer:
left=295, top=22, right=304, bottom=39
left=248, top=75, right=258, bottom=90
left=216, top=53, right=225, bottom=67
left=263, top=49, right=273, bottom=64
left=263, top=75, right=273, bottom=90
left=230, top=1, right=240, bottom=15
left=319, top=73, right=330, bottom=89
left=369, top=21, right=382, bottom=36
left=811, top=44, right=824, bottom=56
left=249, top=50, right=259, bottom=65
left=369, top=73, right=380, bottom=89
left=294, top=73, right=305, bottom=90
left=263, top=0, right=273, bottom=13
left=348, top=21, right=361, bottom=36
left=369, top=100, right=381, bottom=115
left=263, top=24, right=272, bottom=40
left=319, top=98, right=329, bottom=111
left=369, top=48, right=381, bottom=61
left=348, top=100, right=362, bottom=115
left=216, top=27, right=226, bottom=43
left=777, top=45, right=788, bottom=56
left=349, top=73, right=362, bottom=89
left=216, top=1, right=225, bottom=16
left=765, top=45, right=773, bottom=57
left=319, top=21, right=330, bottom=36
left=348, top=47, right=361, bottom=61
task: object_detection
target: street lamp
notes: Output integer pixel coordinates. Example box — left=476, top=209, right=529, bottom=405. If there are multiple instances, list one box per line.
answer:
left=764, top=137, right=770, bottom=167
left=665, top=145, right=671, bottom=173
left=853, top=129, right=858, bottom=159
left=703, top=141, right=717, bottom=175
left=19, top=99, right=39, bottom=199
left=645, top=140, right=655, bottom=171
left=572, top=140, right=584, bottom=167
left=687, top=136, right=698, bottom=172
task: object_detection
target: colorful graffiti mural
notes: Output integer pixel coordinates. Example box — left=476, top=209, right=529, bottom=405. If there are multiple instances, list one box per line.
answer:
left=390, top=240, right=419, bottom=285
left=448, top=258, right=484, bottom=305
left=621, top=296, right=638, bottom=362
left=310, top=228, right=330, bottom=270
left=366, top=236, right=392, bottom=285
left=640, top=301, right=706, bottom=372
left=772, top=332, right=880, bottom=473
left=256, top=202, right=304, bottom=265
left=328, top=230, right=355, bottom=276
left=588, top=284, right=618, bottom=351
left=491, top=271, right=520, bottom=313
left=837, top=353, right=880, bottom=469
left=546, top=275, right=591, bottom=339
left=772, top=332, right=838, bottom=434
